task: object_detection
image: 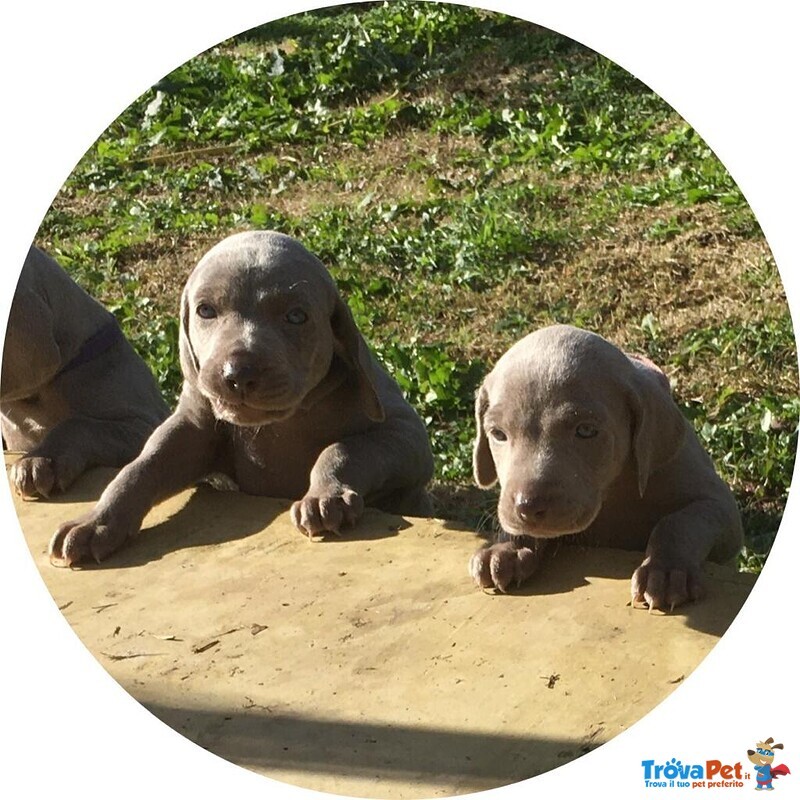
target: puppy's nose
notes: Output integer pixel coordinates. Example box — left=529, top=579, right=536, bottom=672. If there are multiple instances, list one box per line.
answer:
left=514, top=492, right=549, bottom=521
left=222, top=357, right=258, bottom=395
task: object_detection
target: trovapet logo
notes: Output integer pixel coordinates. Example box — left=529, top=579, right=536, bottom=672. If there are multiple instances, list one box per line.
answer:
left=641, top=758, right=746, bottom=789
left=640, top=737, right=791, bottom=791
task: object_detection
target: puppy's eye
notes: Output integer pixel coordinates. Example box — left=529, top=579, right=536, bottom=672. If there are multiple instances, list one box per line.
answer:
left=196, top=303, right=217, bottom=319
left=285, top=307, right=308, bottom=325
left=489, top=428, right=508, bottom=442
left=576, top=423, right=598, bottom=439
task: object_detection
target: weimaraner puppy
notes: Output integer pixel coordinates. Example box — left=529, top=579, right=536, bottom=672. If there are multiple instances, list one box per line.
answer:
left=2, top=246, right=169, bottom=498
left=469, top=324, right=743, bottom=611
left=49, top=231, right=434, bottom=566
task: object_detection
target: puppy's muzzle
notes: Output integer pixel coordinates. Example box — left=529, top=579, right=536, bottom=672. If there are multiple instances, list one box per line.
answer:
left=501, top=484, right=593, bottom=537
left=222, top=354, right=260, bottom=399
left=514, top=491, right=550, bottom=523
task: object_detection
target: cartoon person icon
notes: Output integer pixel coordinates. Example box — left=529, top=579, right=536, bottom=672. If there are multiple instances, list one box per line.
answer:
left=747, top=738, right=791, bottom=790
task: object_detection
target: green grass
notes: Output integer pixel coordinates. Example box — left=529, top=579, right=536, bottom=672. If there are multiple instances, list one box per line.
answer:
left=37, top=1, right=797, bottom=571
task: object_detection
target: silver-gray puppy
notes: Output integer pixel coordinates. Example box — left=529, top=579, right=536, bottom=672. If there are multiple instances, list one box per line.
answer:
left=49, top=231, right=433, bottom=567
left=469, top=324, right=743, bottom=611
left=2, top=246, right=168, bottom=498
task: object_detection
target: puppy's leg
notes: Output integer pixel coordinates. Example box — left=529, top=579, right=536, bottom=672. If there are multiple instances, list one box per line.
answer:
left=469, top=534, right=552, bottom=592
left=631, top=499, right=743, bottom=611
left=10, top=415, right=157, bottom=499
left=376, top=484, right=434, bottom=517
left=291, top=422, right=432, bottom=537
left=49, top=413, right=219, bottom=567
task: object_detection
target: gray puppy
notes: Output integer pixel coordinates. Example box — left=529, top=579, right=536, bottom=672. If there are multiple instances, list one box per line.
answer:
left=469, top=324, right=743, bottom=611
left=2, top=246, right=168, bottom=498
left=49, top=231, right=433, bottom=567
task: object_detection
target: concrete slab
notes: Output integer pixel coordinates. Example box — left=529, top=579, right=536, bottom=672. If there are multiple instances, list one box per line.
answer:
left=8, top=457, right=754, bottom=798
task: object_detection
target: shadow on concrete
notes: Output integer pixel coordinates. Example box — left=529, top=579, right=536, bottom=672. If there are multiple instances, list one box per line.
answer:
left=33, top=463, right=755, bottom=638
left=57, top=474, right=414, bottom=569
left=106, top=486, right=283, bottom=568
left=144, top=700, right=597, bottom=794
left=458, top=536, right=755, bottom=640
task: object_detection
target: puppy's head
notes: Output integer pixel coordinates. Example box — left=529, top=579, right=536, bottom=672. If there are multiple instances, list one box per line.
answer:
left=473, top=325, right=686, bottom=538
left=180, top=231, right=383, bottom=427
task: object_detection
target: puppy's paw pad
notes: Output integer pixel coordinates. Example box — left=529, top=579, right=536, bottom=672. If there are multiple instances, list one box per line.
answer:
left=468, top=548, right=496, bottom=588
left=10, top=456, right=56, bottom=499
left=469, top=541, right=538, bottom=593
left=291, top=490, right=364, bottom=537
left=49, top=517, right=130, bottom=568
left=631, top=559, right=706, bottom=612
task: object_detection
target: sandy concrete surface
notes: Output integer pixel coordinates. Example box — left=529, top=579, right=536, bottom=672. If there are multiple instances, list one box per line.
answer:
left=8, top=457, right=754, bottom=798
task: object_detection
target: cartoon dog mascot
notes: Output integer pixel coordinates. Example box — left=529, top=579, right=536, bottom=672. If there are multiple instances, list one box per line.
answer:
left=747, top=738, right=791, bottom=790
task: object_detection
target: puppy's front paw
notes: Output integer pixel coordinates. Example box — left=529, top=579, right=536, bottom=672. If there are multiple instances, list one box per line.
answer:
left=631, top=556, right=706, bottom=612
left=290, top=489, right=364, bottom=537
left=49, top=514, right=132, bottom=568
left=10, top=456, right=57, bottom=499
left=469, top=541, right=539, bottom=593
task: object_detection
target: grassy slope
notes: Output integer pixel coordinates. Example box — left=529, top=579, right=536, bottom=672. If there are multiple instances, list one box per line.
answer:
left=37, top=1, right=797, bottom=571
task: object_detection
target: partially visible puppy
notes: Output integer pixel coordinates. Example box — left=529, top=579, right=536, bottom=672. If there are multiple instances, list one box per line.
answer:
left=49, top=231, right=434, bottom=567
left=2, top=246, right=169, bottom=498
left=469, top=324, right=743, bottom=611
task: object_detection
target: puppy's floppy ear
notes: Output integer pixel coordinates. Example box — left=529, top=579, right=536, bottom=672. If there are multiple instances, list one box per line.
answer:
left=626, top=355, right=686, bottom=497
left=178, top=285, right=200, bottom=383
left=331, top=296, right=384, bottom=422
left=473, top=383, right=497, bottom=487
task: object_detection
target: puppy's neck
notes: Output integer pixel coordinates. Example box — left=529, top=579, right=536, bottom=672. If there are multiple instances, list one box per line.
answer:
left=299, top=354, right=349, bottom=411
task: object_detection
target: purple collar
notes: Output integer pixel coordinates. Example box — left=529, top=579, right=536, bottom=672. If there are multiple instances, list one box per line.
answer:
left=55, top=319, right=124, bottom=378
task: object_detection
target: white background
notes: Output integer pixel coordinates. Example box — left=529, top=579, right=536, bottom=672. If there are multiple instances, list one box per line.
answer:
left=1, top=1, right=797, bottom=797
